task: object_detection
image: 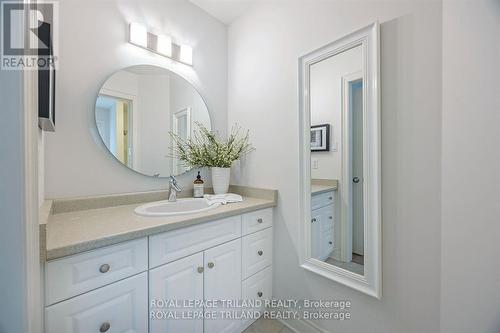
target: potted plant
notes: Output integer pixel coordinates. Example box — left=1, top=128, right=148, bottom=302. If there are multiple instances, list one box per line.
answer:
left=170, top=122, right=254, bottom=194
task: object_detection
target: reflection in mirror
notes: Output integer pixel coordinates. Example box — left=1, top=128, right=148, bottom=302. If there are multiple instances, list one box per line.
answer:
left=95, top=65, right=211, bottom=177
left=96, top=95, right=134, bottom=168
left=309, top=45, right=364, bottom=275
left=300, top=22, right=380, bottom=297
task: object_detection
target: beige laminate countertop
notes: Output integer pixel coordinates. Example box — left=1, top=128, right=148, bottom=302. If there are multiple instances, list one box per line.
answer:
left=41, top=185, right=277, bottom=261
left=311, top=179, right=338, bottom=195
left=311, top=184, right=337, bottom=195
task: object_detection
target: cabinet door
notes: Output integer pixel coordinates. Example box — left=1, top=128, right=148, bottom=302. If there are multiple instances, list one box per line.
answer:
left=149, top=252, right=204, bottom=333
left=204, top=239, right=242, bottom=333
left=45, top=272, right=148, bottom=333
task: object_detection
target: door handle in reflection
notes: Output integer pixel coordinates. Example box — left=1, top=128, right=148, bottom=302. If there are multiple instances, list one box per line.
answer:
left=353, top=177, right=360, bottom=183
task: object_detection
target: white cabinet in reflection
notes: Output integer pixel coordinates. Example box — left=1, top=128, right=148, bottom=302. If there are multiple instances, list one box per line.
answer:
left=311, top=191, right=334, bottom=261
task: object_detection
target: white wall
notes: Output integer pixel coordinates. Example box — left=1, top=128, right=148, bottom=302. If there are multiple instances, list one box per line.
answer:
left=441, top=1, right=500, bottom=332
left=310, top=46, right=362, bottom=180
left=45, top=0, right=227, bottom=198
left=137, top=74, right=172, bottom=176
left=228, top=1, right=442, bottom=332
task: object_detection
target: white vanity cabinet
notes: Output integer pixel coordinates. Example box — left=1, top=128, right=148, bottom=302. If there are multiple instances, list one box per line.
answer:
left=44, top=207, right=273, bottom=333
left=311, top=191, right=334, bottom=261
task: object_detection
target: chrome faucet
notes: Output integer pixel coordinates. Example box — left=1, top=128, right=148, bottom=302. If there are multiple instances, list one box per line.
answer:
left=168, top=175, right=182, bottom=202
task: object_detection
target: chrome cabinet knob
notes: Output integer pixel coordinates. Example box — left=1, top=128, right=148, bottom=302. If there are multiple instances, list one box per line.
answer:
left=257, top=218, right=263, bottom=223
left=99, top=322, right=110, bottom=332
left=207, top=262, right=215, bottom=269
left=257, top=250, right=263, bottom=256
left=99, top=264, right=110, bottom=273
left=329, top=241, right=333, bottom=245
left=197, top=266, right=204, bottom=273
left=329, top=216, right=333, bottom=220
left=257, top=291, right=263, bottom=298
left=353, top=177, right=360, bottom=183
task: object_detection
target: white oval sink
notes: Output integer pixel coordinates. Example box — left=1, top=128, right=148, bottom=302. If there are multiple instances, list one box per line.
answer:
left=134, top=198, right=220, bottom=217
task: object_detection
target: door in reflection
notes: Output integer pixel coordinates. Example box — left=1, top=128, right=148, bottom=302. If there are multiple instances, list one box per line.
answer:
left=351, top=80, right=364, bottom=266
left=95, top=95, right=133, bottom=167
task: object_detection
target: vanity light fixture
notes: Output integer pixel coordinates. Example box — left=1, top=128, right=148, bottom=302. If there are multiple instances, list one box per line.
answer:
left=156, top=34, right=172, bottom=57
left=128, top=23, right=192, bottom=66
left=129, top=22, right=147, bottom=48
left=179, top=45, right=193, bottom=65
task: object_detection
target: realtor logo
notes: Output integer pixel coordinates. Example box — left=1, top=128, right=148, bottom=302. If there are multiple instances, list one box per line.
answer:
left=1, top=1, right=58, bottom=70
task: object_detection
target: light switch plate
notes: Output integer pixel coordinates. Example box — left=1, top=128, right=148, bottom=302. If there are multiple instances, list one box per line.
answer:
left=312, top=159, right=319, bottom=169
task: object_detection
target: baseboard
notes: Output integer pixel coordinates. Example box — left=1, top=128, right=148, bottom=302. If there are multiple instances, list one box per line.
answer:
left=278, top=317, right=331, bottom=333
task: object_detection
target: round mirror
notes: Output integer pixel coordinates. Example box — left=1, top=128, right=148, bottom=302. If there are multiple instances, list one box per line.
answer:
left=95, top=65, right=211, bottom=177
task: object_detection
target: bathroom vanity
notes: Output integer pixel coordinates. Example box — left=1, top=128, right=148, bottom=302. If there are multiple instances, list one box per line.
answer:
left=40, top=186, right=277, bottom=333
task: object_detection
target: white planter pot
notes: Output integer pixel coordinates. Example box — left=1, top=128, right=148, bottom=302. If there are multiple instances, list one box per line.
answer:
left=211, top=167, right=231, bottom=194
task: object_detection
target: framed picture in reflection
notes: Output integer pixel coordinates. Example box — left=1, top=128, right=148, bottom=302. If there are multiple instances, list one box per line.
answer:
left=310, top=124, right=330, bottom=151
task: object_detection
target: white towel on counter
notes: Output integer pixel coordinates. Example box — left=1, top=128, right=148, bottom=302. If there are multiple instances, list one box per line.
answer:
left=204, top=193, right=243, bottom=206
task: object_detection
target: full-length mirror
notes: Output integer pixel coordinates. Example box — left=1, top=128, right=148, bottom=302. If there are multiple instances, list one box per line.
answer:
left=95, top=65, right=211, bottom=177
left=299, top=23, right=381, bottom=298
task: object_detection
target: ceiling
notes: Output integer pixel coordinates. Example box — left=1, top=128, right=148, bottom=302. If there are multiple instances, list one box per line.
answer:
left=189, top=0, right=257, bottom=25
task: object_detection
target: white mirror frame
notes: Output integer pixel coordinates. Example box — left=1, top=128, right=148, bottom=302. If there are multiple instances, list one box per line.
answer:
left=298, top=22, right=381, bottom=298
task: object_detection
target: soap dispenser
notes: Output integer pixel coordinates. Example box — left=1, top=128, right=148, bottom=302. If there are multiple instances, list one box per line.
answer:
left=193, top=171, right=204, bottom=198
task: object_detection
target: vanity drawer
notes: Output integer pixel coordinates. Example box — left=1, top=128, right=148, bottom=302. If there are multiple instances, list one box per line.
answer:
left=321, top=205, right=334, bottom=231
left=242, top=227, right=273, bottom=279
left=45, top=272, right=148, bottom=333
left=242, top=265, right=272, bottom=301
left=149, top=215, right=242, bottom=268
left=45, top=238, right=148, bottom=305
left=242, top=208, right=273, bottom=235
left=322, top=230, right=334, bottom=255
left=241, top=266, right=272, bottom=329
left=311, top=191, right=334, bottom=210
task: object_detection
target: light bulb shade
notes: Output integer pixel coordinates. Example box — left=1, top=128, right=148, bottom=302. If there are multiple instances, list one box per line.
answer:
left=156, top=34, right=172, bottom=57
left=129, top=22, right=147, bottom=47
left=180, top=44, right=193, bottom=65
